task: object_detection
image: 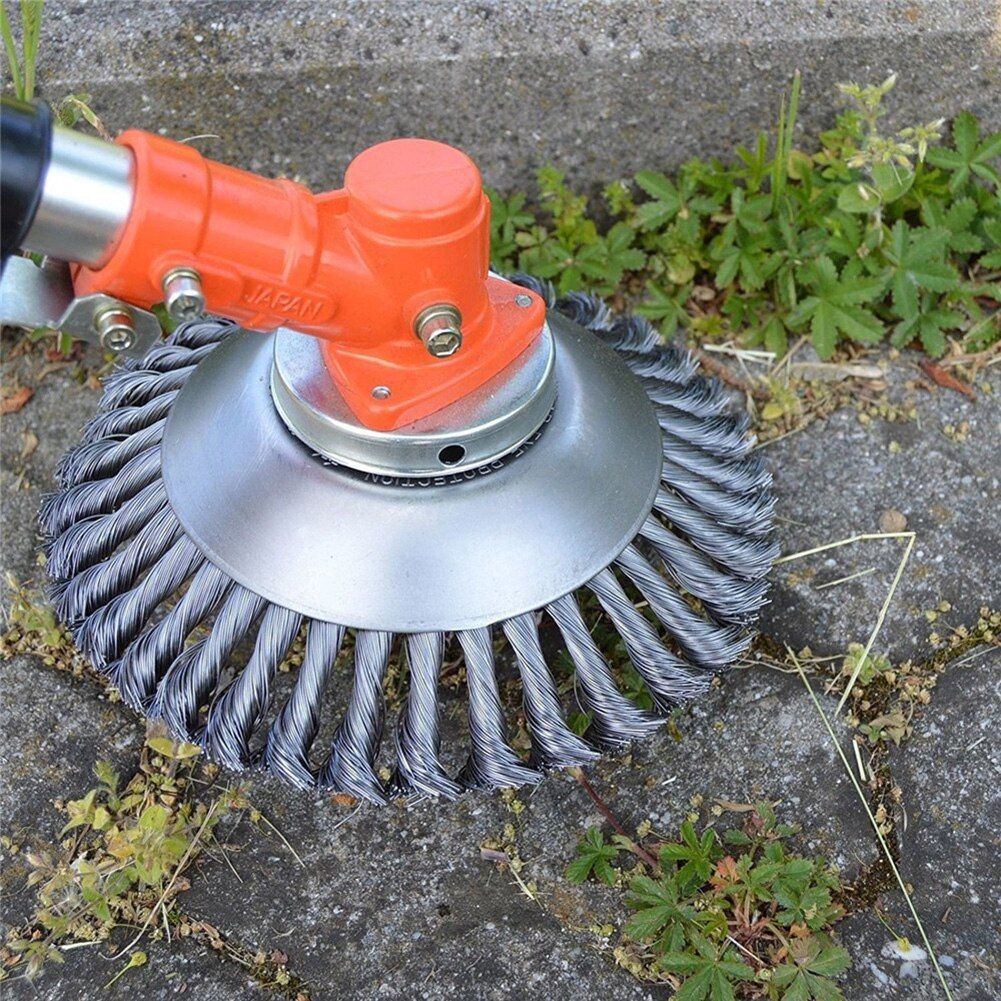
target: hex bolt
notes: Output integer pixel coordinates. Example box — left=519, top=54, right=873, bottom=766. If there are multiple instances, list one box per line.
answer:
left=162, top=267, right=206, bottom=323
left=414, top=304, right=462, bottom=358
left=94, top=305, right=136, bottom=352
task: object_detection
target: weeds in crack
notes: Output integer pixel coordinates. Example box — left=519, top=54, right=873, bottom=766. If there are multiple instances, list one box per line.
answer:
left=1, top=574, right=109, bottom=688
left=793, top=653, right=954, bottom=1001
left=1, top=736, right=229, bottom=981
left=0, top=734, right=312, bottom=999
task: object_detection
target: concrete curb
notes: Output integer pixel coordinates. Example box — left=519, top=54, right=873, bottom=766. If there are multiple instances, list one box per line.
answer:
left=22, top=0, right=1001, bottom=190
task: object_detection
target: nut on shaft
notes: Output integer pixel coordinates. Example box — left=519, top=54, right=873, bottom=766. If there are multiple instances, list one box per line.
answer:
left=414, top=303, right=462, bottom=358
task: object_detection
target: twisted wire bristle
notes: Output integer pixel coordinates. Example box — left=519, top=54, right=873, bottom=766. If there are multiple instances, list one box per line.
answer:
left=109, top=559, right=233, bottom=709
left=149, top=583, right=268, bottom=740
left=202, top=603, right=304, bottom=770
left=546, top=593, right=660, bottom=747
left=261, top=620, right=345, bottom=789
left=391, top=632, right=463, bottom=800
left=320, top=630, right=394, bottom=804
left=456, top=626, right=541, bottom=791
left=41, top=291, right=776, bottom=800
left=503, top=613, right=598, bottom=770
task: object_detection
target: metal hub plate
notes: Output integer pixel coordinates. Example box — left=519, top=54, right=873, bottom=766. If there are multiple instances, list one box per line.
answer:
left=161, top=313, right=664, bottom=632
left=270, top=323, right=556, bottom=477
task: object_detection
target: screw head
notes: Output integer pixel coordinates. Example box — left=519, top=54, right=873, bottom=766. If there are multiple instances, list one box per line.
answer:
left=162, top=267, right=206, bottom=323
left=426, top=329, right=462, bottom=358
left=94, top=306, right=136, bottom=352
left=514, top=293, right=533, bottom=308
left=414, top=304, right=463, bottom=358
left=371, top=386, right=391, bottom=400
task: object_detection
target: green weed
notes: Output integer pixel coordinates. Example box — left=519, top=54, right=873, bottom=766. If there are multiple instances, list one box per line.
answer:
left=0, top=728, right=312, bottom=996
left=1, top=574, right=95, bottom=679
left=1, top=0, right=101, bottom=132
left=0, top=0, right=43, bottom=102
left=489, top=75, right=1000, bottom=359
left=566, top=803, right=851, bottom=999
left=832, top=607, right=1001, bottom=747
left=1, top=0, right=114, bottom=356
left=2, top=739, right=233, bottom=981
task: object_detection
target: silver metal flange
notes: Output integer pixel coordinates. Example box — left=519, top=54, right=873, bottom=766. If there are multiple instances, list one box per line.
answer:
left=270, top=323, right=557, bottom=477
left=161, top=312, right=664, bottom=632
left=0, top=255, right=160, bottom=359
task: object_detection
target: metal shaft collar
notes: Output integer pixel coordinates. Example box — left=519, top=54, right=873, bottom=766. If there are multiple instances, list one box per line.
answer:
left=270, top=324, right=557, bottom=478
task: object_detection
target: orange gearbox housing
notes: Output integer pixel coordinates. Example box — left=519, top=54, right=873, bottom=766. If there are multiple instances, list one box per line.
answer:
left=72, top=132, right=546, bottom=430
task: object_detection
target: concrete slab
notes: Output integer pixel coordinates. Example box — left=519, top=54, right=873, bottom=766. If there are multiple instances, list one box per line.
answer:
left=1, top=938, right=265, bottom=1001
left=893, top=649, right=1000, bottom=951
left=837, top=649, right=1000, bottom=1001
left=1, top=342, right=143, bottom=937
left=848, top=648, right=996, bottom=1001
left=760, top=359, right=1001, bottom=662
left=0, top=340, right=105, bottom=588
left=0, top=655, right=141, bottom=929
left=838, top=907, right=995, bottom=1001
left=176, top=665, right=872, bottom=1000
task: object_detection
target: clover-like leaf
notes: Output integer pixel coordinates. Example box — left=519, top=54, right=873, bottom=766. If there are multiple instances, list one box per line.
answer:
left=566, top=826, right=619, bottom=885
left=881, top=221, right=958, bottom=321
left=927, top=111, right=1001, bottom=191
left=787, top=255, right=886, bottom=356
left=661, top=820, right=721, bottom=891
left=891, top=297, right=964, bottom=356
left=625, top=873, right=698, bottom=950
left=661, top=932, right=755, bottom=1001
left=773, top=935, right=851, bottom=1001
left=635, top=170, right=683, bottom=230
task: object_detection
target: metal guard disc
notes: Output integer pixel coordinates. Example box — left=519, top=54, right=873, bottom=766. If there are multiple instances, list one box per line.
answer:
left=161, top=312, right=664, bottom=632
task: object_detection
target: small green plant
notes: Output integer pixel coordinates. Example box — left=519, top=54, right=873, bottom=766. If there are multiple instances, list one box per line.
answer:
left=566, top=803, right=851, bottom=999
left=2, top=739, right=233, bottom=981
left=489, top=74, right=1000, bottom=359
left=839, top=642, right=892, bottom=689
left=1, top=0, right=107, bottom=141
left=567, top=826, right=624, bottom=886
left=1, top=574, right=92, bottom=677
left=835, top=642, right=935, bottom=747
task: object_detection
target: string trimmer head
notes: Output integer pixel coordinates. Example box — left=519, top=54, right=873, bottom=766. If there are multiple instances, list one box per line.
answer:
left=0, top=97, right=776, bottom=801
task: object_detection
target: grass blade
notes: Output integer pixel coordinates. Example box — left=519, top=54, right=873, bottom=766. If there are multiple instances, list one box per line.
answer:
left=771, top=70, right=802, bottom=214
left=773, top=530, right=916, bottom=711
left=0, top=0, right=25, bottom=99
left=790, top=649, right=955, bottom=1001
left=19, top=0, right=43, bottom=101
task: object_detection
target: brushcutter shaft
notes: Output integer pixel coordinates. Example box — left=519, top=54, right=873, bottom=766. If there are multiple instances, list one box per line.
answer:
left=1, top=98, right=133, bottom=270
left=27, top=125, right=134, bottom=268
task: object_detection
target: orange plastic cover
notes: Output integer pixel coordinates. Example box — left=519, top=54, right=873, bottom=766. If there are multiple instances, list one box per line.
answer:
left=73, top=132, right=545, bottom=430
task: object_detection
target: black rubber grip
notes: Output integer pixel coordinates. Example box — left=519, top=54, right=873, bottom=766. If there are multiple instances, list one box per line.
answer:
left=1, top=96, right=53, bottom=273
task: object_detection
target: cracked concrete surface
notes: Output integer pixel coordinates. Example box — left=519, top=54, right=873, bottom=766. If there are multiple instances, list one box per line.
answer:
left=1, top=334, right=998, bottom=999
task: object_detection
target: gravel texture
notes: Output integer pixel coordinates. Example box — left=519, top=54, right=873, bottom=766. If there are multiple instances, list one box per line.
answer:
left=761, top=360, right=1001, bottom=661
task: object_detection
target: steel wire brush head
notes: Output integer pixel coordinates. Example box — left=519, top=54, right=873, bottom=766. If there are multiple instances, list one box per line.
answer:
left=1, top=98, right=777, bottom=802
left=40, top=280, right=776, bottom=802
